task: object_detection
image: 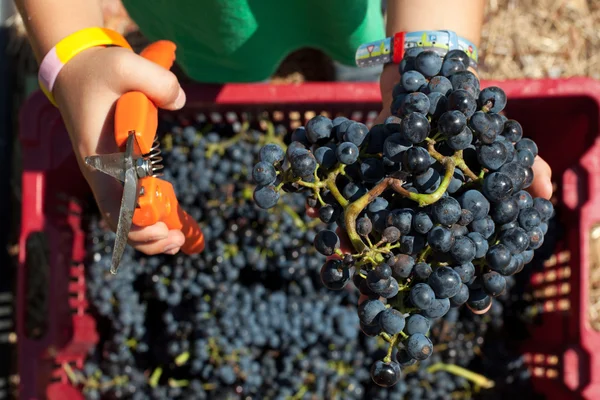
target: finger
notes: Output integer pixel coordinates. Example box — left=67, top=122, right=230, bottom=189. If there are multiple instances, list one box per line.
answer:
left=527, top=156, right=553, bottom=200
left=466, top=300, right=493, bottom=315
left=115, top=50, right=186, bottom=110
left=130, top=229, right=186, bottom=255
left=128, top=221, right=169, bottom=242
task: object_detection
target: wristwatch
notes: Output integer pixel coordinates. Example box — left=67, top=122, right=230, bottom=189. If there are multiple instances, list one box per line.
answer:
left=355, top=30, right=478, bottom=69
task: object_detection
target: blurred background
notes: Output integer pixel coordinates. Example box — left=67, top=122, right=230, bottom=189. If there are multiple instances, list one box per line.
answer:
left=0, top=0, right=599, bottom=399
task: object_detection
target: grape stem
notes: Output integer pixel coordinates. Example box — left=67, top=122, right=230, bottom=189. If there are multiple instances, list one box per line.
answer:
left=427, top=363, right=495, bottom=389
left=425, top=138, right=478, bottom=181
left=383, top=333, right=400, bottom=363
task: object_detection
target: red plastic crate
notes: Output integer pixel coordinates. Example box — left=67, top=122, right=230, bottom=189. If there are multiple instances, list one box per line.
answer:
left=17, top=79, right=600, bottom=400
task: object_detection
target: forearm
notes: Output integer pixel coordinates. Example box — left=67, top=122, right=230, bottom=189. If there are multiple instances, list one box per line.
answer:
left=385, top=0, right=485, bottom=47
left=15, top=0, right=104, bottom=62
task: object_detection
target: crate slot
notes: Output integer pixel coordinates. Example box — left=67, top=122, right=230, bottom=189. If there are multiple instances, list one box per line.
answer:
left=23, top=231, right=49, bottom=340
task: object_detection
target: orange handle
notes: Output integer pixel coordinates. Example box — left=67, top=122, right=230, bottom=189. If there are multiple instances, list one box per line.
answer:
left=133, top=177, right=205, bottom=254
left=114, top=40, right=177, bottom=153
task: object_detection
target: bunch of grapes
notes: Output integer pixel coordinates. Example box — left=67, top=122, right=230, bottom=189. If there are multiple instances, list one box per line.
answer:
left=252, top=48, right=554, bottom=387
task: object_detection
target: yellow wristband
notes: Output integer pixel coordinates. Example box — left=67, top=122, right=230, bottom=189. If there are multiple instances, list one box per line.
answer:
left=38, top=27, right=133, bottom=106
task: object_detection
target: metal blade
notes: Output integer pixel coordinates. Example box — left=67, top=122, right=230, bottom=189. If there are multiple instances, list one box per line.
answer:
left=110, top=135, right=138, bottom=275
left=85, top=153, right=127, bottom=182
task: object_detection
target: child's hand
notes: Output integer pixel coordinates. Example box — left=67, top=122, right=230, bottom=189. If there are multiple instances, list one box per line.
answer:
left=53, top=46, right=188, bottom=255
left=375, top=64, right=553, bottom=201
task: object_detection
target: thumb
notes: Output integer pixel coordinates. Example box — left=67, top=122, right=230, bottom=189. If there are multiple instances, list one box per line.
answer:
left=115, top=51, right=186, bottom=110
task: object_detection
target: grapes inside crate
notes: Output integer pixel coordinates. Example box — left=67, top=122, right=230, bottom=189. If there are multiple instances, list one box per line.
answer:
left=17, top=74, right=600, bottom=400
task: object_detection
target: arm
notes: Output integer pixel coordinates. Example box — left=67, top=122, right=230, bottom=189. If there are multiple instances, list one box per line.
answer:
left=378, top=0, right=485, bottom=117
left=14, top=0, right=104, bottom=62
left=385, top=0, right=485, bottom=47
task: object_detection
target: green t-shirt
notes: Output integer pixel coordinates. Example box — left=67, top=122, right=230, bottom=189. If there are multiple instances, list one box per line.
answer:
left=121, top=0, right=384, bottom=83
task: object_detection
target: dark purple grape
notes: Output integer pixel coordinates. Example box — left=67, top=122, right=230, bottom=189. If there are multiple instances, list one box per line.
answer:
left=370, top=360, right=402, bottom=387
left=406, top=333, right=433, bottom=360
left=357, top=299, right=386, bottom=325
left=422, top=298, right=450, bottom=318
left=375, top=263, right=393, bottom=280
left=401, top=92, right=431, bottom=115
left=454, top=262, right=475, bottom=283
left=467, top=232, right=488, bottom=258
left=410, top=283, right=436, bottom=310
left=515, top=138, right=539, bottom=158
left=440, top=58, right=466, bottom=76
left=459, top=190, right=490, bottom=220
left=469, top=216, right=495, bottom=239
left=450, top=236, right=477, bottom=264
left=314, top=143, right=337, bottom=169
left=449, top=71, right=480, bottom=98
left=499, top=162, right=527, bottom=192
left=447, top=127, right=473, bottom=151
left=405, top=314, right=430, bottom=335
left=478, top=141, right=508, bottom=170
left=413, top=212, right=433, bottom=234
left=253, top=185, right=280, bottom=209
left=344, top=122, right=369, bottom=146
left=415, top=50, right=443, bottom=77
left=336, top=142, right=359, bottom=165
left=400, top=112, right=430, bottom=144
left=314, top=230, right=340, bottom=256
left=333, top=119, right=354, bottom=142
left=469, top=111, right=498, bottom=144
left=482, top=172, right=514, bottom=202
left=490, top=197, right=520, bottom=224
left=502, top=120, right=523, bottom=142
left=522, top=167, right=534, bottom=189
left=401, top=70, right=427, bottom=92
left=428, top=266, right=462, bottom=298
left=528, top=226, right=544, bottom=250
left=449, top=284, right=470, bottom=307
left=305, top=115, right=332, bottom=144
left=432, top=197, right=462, bottom=226
left=319, top=203, right=341, bottom=223
left=413, top=262, right=432, bottom=280
left=427, top=226, right=455, bottom=253
left=391, top=254, right=415, bottom=278
left=517, top=149, right=535, bottom=168
left=387, top=209, right=414, bottom=235
left=533, top=198, right=554, bottom=221
left=438, top=110, right=467, bottom=136
left=378, top=309, right=406, bottom=335
left=513, top=190, right=533, bottom=210
left=458, top=209, right=474, bottom=226
left=478, top=86, right=507, bottom=113
left=482, top=271, right=506, bottom=297
left=467, top=288, right=492, bottom=312
left=357, top=217, right=373, bottom=236
left=403, top=146, right=431, bottom=174
left=518, top=207, right=542, bottom=231
left=395, top=349, right=417, bottom=367
left=427, top=76, right=452, bottom=95
left=500, top=227, right=530, bottom=255
left=360, top=158, right=385, bottom=183
left=445, top=49, right=471, bottom=69
left=252, top=161, right=277, bottom=185
left=259, top=143, right=285, bottom=164
left=383, top=133, right=412, bottom=163
left=382, top=226, right=401, bottom=243
left=486, top=244, right=512, bottom=273
left=320, top=259, right=349, bottom=290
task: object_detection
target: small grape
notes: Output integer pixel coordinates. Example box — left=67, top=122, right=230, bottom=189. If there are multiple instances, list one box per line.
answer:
left=320, top=260, right=349, bottom=290
left=252, top=161, right=277, bottom=185
left=336, top=142, right=360, bottom=165
left=253, top=185, right=280, bottom=209
left=370, top=360, right=402, bottom=388
left=313, top=230, right=340, bottom=256
left=406, top=333, right=433, bottom=361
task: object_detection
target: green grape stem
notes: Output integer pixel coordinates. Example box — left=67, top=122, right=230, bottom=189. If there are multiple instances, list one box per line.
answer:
left=427, top=363, right=495, bottom=389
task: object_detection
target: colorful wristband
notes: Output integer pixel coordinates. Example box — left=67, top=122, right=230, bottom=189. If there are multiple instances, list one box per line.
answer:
left=38, top=27, right=133, bottom=106
left=355, top=30, right=478, bottom=69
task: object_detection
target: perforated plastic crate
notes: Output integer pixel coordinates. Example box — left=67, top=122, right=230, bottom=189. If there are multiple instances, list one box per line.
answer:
left=17, top=79, right=600, bottom=400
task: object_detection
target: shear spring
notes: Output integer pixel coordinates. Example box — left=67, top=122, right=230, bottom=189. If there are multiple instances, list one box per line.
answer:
left=148, top=136, right=164, bottom=177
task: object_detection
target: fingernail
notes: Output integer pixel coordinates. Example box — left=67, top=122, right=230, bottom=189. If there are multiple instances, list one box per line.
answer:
left=174, top=88, right=186, bottom=109
left=163, top=244, right=180, bottom=254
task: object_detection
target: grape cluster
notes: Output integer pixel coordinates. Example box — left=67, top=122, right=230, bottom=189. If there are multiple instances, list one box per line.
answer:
left=252, top=48, right=554, bottom=387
